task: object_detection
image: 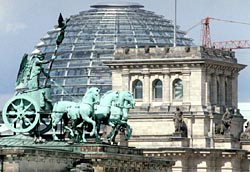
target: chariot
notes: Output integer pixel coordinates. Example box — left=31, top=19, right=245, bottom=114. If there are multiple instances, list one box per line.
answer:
left=2, top=87, right=53, bottom=134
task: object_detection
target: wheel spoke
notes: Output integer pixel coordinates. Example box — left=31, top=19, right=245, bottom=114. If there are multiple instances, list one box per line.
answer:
left=19, top=120, right=23, bottom=129
left=24, top=117, right=32, bottom=126
left=10, top=117, right=19, bottom=124
left=20, top=99, right=24, bottom=107
left=22, top=103, right=33, bottom=113
left=6, top=111, right=18, bottom=116
left=10, top=103, right=17, bottom=110
left=25, top=111, right=36, bottom=116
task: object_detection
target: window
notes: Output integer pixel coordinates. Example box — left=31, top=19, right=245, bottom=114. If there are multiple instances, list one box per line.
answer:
left=173, top=79, right=183, bottom=99
left=153, top=79, right=162, bottom=99
left=133, top=80, right=143, bottom=99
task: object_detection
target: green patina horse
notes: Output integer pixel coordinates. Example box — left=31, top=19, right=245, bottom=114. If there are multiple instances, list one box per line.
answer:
left=107, top=90, right=135, bottom=144
left=94, top=90, right=119, bottom=141
left=94, top=90, right=135, bottom=144
left=51, top=87, right=100, bottom=142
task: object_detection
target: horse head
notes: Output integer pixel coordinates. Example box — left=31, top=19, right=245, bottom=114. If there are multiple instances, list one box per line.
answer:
left=83, top=87, right=100, bottom=105
left=105, top=90, right=119, bottom=106
left=118, top=90, right=135, bottom=109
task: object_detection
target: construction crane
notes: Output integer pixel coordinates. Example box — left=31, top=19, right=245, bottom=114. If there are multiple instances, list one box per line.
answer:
left=187, top=17, right=250, bottom=50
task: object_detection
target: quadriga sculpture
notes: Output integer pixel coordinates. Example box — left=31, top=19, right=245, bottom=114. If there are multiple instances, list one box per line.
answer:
left=94, top=90, right=135, bottom=144
left=51, top=87, right=100, bottom=142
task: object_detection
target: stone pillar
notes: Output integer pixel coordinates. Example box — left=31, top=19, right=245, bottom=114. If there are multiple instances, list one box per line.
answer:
left=182, top=70, right=191, bottom=109
left=142, top=69, right=150, bottom=106
left=163, top=70, right=170, bottom=106
left=205, top=74, right=211, bottom=107
left=210, top=74, right=217, bottom=105
left=231, top=73, right=238, bottom=108
left=121, top=68, right=130, bottom=91
left=219, top=74, right=226, bottom=106
left=226, top=76, right=233, bottom=107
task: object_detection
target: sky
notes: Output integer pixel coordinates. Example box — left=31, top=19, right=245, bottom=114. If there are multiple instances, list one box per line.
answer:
left=0, top=0, right=250, bottom=108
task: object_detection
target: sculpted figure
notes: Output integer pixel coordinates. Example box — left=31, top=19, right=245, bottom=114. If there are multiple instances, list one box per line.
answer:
left=173, top=107, right=187, bottom=137
left=173, top=107, right=183, bottom=132
left=16, top=54, right=31, bottom=88
left=240, top=121, right=250, bottom=140
left=93, top=90, right=135, bottom=144
left=28, top=53, right=54, bottom=89
left=220, top=108, right=233, bottom=135
left=51, top=87, right=100, bottom=142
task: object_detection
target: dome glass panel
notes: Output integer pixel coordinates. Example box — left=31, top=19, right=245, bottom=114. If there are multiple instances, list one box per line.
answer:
left=32, top=3, right=194, bottom=102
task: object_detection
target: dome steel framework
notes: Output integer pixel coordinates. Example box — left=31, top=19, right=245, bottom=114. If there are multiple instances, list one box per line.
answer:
left=33, top=3, right=194, bottom=102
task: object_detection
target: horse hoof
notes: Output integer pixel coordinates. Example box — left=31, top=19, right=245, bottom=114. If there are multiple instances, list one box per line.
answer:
left=53, top=136, right=59, bottom=141
left=81, top=139, right=87, bottom=143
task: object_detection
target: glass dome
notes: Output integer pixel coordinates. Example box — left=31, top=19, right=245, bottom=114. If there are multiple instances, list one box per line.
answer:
left=33, top=3, right=194, bottom=102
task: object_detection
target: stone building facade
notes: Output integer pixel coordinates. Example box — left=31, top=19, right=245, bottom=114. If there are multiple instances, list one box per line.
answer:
left=104, top=46, right=250, bottom=171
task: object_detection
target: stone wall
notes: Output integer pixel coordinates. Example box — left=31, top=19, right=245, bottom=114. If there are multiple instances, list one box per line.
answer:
left=0, top=138, right=174, bottom=172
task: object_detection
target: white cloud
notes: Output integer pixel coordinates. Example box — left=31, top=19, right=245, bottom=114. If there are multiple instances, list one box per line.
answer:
left=0, top=22, right=27, bottom=34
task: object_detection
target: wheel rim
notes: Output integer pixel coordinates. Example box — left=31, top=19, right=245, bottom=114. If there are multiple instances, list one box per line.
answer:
left=2, top=96, right=40, bottom=133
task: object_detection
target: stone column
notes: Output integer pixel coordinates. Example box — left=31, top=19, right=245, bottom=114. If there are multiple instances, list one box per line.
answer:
left=182, top=69, right=191, bottom=109
left=219, top=74, right=226, bottom=106
left=121, top=68, right=130, bottom=91
left=205, top=74, right=211, bottom=107
left=210, top=74, right=217, bottom=105
left=231, top=73, right=238, bottom=108
left=142, top=68, right=150, bottom=106
left=226, top=76, right=233, bottom=107
left=163, top=70, right=170, bottom=105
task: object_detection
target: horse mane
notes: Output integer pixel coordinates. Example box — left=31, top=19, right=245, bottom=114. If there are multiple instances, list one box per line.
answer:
left=100, top=90, right=115, bottom=101
left=118, top=90, right=133, bottom=104
left=81, top=87, right=99, bottom=102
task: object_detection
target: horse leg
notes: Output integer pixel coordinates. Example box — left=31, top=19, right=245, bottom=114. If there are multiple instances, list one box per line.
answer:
left=107, top=124, right=117, bottom=144
left=81, top=127, right=87, bottom=142
left=125, top=124, right=132, bottom=140
left=64, top=126, right=74, bottom=138
left=80, top=115, right=96, bottom=142
left=51, top=112, right=61, bottom=141
left=111, top=126, right=119, bottom=145
left=85, top=117, right=96, bottom=136
left=95, top=119, right=102, bottom=143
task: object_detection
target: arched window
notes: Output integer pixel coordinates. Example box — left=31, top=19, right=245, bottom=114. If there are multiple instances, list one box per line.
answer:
left=173, top=79, right=183, bottom=99
left=133, top=80, right=143, bottom=99
left=153, top=79, right=162, bottom=99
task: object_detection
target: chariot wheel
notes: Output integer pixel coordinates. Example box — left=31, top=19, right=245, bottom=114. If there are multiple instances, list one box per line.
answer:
left=2, top=95, right=40, bottom=133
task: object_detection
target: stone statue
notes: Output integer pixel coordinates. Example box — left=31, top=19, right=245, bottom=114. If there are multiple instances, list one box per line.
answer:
left=173, top=107, right=183, bottom=132
left=220, top=108, right=233, bottom=135
left=173, top=107, right=187, bottom=137
left=240, top=121, right=250, bottom=140
left=51, top=87, right=100, bottom=142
